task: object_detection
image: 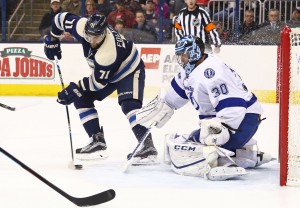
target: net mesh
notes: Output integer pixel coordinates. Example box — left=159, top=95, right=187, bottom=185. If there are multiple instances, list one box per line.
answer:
left=287, top=28, right=300, bottom=186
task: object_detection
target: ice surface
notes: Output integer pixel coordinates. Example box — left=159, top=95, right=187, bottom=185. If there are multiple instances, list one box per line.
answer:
left=0, top=96, right=299, bottom=208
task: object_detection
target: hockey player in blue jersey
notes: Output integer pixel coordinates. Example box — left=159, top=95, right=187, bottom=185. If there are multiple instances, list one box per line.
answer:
left=43, top=13, right=158, bottom=164
left=132, top=35, right=273, bottom=180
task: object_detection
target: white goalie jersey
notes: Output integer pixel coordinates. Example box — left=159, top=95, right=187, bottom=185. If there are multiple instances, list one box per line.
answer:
left=165, top=54, right=263, bottom=130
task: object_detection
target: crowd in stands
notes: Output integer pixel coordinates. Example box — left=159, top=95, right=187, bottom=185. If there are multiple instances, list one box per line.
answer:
left=36, top=0, right=300, bottom=45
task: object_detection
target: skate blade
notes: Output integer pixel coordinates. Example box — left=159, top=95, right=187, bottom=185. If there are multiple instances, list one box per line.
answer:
left=75, top=150, right=108, bottom=161
left=132, top=155, right=160, bottom=166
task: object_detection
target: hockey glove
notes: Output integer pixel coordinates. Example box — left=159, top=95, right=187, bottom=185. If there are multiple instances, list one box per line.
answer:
left=44, top=35, right=62, bottom=60
left=57, top=82, right=83, bottom=105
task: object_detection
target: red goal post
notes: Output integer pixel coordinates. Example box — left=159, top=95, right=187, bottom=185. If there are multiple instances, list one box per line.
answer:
left=279, top=26, right=300, bottom=186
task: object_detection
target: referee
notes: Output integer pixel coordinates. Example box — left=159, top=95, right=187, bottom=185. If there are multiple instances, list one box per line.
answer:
left=174, top=0, right=221, bottom=53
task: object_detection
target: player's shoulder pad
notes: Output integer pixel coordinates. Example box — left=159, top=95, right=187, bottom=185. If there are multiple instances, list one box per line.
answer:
left=76, top=17, right=88, bottom=38
left=53, top=12, right=68, bottom=31
left=94, top=29, right=117, bottom=66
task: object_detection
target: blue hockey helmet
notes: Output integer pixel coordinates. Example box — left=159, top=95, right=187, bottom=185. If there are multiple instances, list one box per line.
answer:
left=84, top=14, right=108, bottom=44
left=175, top=35, right=204, bottom=75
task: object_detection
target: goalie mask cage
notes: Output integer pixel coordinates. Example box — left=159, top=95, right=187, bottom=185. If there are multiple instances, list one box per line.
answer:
left=279, top=26, right=300, bottom=186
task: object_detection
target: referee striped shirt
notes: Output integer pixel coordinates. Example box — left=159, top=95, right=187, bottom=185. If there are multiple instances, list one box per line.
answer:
left=174, top=6, right=221, bottom=48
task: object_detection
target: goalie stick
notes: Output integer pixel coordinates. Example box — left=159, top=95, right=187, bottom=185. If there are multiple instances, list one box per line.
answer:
left=0, top=146, right=115, bottom=207
left=0, top=103, right=16, bottom=111
left=54, top=57, right=82, bottom=170
left=123, top=122, right=157, bottom=172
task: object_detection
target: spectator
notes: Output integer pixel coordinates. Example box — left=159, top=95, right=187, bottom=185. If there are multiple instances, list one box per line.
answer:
left=96, top=0, right=113, bottom=17
left=114, top=18, right=125, bottom=33
left=115, top=18, right=134, bottom=41
left=213, top=20, right=231, bottom=44
left=239, top=8, right=281, bottom=45
left=84, top=0, right=96, bottom=17
left=153, top=0, right=169, bottom=19
left=107, top=0, right=135, bottom=28
left=259, top=9, right=280, bottom=30
left=291, top=8, right=300, bottom=21
left=61, top=0, right=82, bottom=16
left=238, top=10, right=259, bottom=39
left=143, top=0, right=158, bottom=30
left=38, top=0, right=62, bottom=39
left=132, top=10, right=157, bottom=42
left=143, top=0, right=156, bottom=21
left=124, top=0, right=143, bottom=14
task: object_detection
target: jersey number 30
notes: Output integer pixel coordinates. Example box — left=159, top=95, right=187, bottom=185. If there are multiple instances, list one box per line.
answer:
left=211, top=83, right=229, bottom=98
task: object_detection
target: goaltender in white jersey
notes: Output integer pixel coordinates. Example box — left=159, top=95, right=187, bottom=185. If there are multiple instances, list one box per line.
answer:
left=130, top=35, right=273, bottom=180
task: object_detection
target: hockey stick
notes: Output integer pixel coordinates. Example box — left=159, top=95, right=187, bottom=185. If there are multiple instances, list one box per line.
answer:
left=0, top=146, right=115, bottom=206
left=54, top=57, right=82, bottom=170
left=123, top=122, right=157, bottom=172
left=0, top=103, right=16, bottom=111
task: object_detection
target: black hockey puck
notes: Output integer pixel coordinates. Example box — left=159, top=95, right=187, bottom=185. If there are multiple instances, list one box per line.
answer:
left=75, top=164, right=83, bottom=169
left=68, top=161, right=83, bottom=170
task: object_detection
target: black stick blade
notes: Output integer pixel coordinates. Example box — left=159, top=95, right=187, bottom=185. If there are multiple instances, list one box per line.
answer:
left=0, top=103, right=16, bottom=111
left=69, top=189, right=116, bottom=207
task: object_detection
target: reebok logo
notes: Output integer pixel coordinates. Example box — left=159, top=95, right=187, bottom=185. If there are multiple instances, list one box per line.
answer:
left=73, top=89, right=82, bottom=97
left=140, top=48, right=161, bottom=69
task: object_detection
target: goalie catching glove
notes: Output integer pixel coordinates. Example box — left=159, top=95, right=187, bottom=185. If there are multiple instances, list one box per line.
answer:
left=199, top=118, right=230, bottom=146
left=129, top=89, right=174, bottom=129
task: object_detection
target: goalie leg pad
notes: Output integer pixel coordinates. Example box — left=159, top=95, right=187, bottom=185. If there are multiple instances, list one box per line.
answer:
left=130, top=89, right=174, bottom=129
left=236, top=148, right=274, bottom=168
left=165, top=134, right=247, bottom=180
left=166, top=135, right=218, bottom=177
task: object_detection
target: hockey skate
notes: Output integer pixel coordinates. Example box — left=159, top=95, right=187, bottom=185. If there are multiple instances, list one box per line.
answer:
left=76, top=128, right=108, bottom=161
left=127, top=135, right=159, bottom=166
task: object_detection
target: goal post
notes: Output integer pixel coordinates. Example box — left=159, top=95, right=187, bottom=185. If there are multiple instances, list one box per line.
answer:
left=279, top=26, right=300, bottom=186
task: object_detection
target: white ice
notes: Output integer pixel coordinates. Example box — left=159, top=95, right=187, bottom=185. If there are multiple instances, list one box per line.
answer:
left=0, top=96, right=299, bottom=208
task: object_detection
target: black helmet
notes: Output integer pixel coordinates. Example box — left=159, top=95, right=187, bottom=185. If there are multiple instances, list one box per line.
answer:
left=84, top=14, right=108, bottom=36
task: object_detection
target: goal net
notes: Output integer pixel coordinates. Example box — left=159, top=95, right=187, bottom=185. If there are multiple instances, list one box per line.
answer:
left=279, top=26, right=300, bottom=186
